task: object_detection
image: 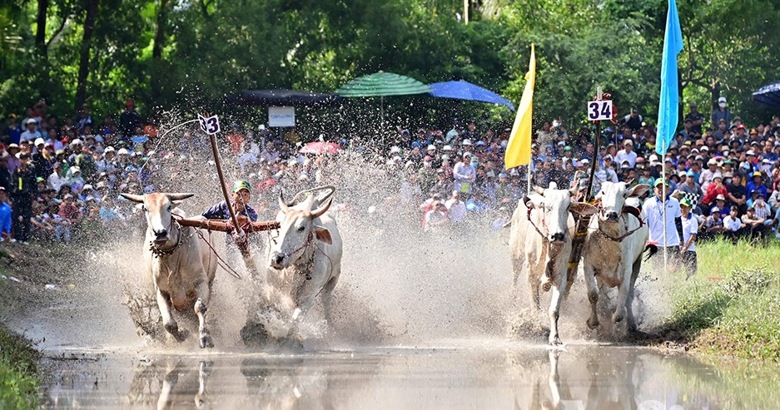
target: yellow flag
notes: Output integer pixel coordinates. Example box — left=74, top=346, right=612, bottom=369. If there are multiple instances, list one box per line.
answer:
left=504, top=44, right=536, bottom=168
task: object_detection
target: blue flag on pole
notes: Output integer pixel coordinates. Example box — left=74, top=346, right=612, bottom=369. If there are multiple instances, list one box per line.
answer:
left=656, top=0, right=684, bottom=156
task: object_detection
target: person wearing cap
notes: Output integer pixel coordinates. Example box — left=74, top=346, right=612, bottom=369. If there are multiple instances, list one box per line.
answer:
left=678, top=198, right=698, bottom=277
left=201, top=179, right=258, bottom=225
left=0, top=187, right=12, bottom=241
left=674, top=170, right=703, bottom=211
left=722, top=206, right=745, bottom=242
left=699, top=157, right=719, bottom=192
left=711, top=96, right=732, bottom=128
left=643, top=177, right=682, bottom=262
left=615, top=139, right=637, bottom=168
left=19, top=118, right=41, bottom=144
left=11, top=151, right=38, bottom=243
left=701, top=172, right=728, bottom=211
left=746, top=171, right=767, bottom=200
left=702, top=206, right=726, bottom=240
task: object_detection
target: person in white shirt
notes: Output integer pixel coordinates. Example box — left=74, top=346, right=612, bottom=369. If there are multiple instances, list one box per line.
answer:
left=614, top=140, right=638, bottom=168
left=445, top=191, right=467, bottom=225
left=643, top=178, right=682, bottom=264
left=19, top=119, right=41, bottom=143
left=722, top=207, right=745, bottom=243
left=47, top=162, right=67, bottom=192
left=679, top=198, right=698, bottom=278
left=452, top=153, right=476, bottom=196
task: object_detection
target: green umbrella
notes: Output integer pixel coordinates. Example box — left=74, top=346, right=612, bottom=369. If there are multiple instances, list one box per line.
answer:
left=336, top=71, right=431, bottom=127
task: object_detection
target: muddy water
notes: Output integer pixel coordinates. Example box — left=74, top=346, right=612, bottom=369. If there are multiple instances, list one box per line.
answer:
left=40, top=343, right=780, bottom=409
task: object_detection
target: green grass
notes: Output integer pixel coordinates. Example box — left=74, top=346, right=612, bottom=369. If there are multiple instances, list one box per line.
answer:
left=0, top=323, right=40, bottom=409
left=665, top=238, right=780, bottom=361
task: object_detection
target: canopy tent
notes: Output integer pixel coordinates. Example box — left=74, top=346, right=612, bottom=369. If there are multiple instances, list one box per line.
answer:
left=429, top=80, right=515, bottom=111
left=226, top=89, right=341, bottom=106
left=752, top=81, right=780, bottom=107
left=335, top=72, right=431, bottom=127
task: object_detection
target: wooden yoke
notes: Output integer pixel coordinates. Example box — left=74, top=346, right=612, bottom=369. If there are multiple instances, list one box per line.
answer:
left=174, top=215, right=280, bottom=233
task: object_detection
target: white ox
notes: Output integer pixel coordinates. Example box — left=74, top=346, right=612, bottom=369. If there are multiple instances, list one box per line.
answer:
left=509, top=184, right=597, bottom=345
left=267, top=191, right=342, bottom=329
left=121, top=192, right=218, bottom=348
left=581, top=181, right=650, bottom=332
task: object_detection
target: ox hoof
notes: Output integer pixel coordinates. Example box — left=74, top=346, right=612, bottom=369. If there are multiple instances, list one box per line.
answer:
left=540, top=276, right=553, bottom=292
left=586, top=317, right=599, bottom=330
left=613, top=312, right=625, bottom=324
left=199, top=332, right=214, bottom=349
left=549, top=336, right=563, bottom=346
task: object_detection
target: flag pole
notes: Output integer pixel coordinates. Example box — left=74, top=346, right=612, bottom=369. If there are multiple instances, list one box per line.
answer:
left=662, top=138, right=668, bottom=275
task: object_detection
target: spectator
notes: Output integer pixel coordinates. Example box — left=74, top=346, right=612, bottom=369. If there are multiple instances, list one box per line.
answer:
left=423, top=201, right=448, bottom=232
left=4, top=114, right=23, bottom=145
left=19, top=118, right=41, bottom=143
left=685, top=102, right=704, bottom=137
left=701, top=172, right=728, bottom=210
left=679, top=198, right=698, bottom=277
left=11, top=152, right=37, bottom=243
left=741, top=205, right=767, bottom=240
left=445, top=190, right=467, bottom=226
left=711, top=96, right=732, bottom=128
left=702, top=206, right=726, bottom=240
left=118, top=99, right=143, bottom=141
left=56, top=194, right=82, bottom=242
left=0, top=187, right=12, bottom=241
left=622, top=109, right=643, bottom=132
left=746, top=171, right=767, bottom=199
left=726, top=173, right=747, bottom=215
left=453, top=153, right=476, bottom=197
left=643, top=178, right=682, bottom=262
left=615, top=140, right=638, bottom=168
left=722, top=207, right=745, bottom=242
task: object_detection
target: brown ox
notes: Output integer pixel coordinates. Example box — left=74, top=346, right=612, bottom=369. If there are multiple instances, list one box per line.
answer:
left=121, top=192, right=218, bottom=348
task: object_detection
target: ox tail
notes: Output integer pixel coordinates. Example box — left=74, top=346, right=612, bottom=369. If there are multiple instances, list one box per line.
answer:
left=643, top=242, right=659, bottom=262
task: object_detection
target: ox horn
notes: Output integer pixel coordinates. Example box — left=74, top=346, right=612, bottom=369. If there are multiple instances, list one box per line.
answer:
left=120, top=193, right=144, bottom=203
left=533, top=185, right=545, bottom=195
left=166, top=193, right=195, bottom=201
left=278, top=192, right=291, bottom=214
left=288, top=185, right=337, bottom=207
left=310, top=197, right=333, bottom=218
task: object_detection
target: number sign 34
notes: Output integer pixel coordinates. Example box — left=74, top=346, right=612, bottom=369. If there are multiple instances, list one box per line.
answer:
left=198, top=114, right=221, bottom=135
left=587, top=100, right=613, bottom=122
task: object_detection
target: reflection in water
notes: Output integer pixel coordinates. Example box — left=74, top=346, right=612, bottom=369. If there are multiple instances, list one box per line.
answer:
left=41, top=346, right=780, bottom=409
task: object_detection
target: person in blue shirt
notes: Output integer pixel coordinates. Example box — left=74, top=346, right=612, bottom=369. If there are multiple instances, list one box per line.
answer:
left=746, top=171, right=768, bottom=199
left=201, top=179, right=258, bottom=224
left=0, top=187, right=12, bottom=241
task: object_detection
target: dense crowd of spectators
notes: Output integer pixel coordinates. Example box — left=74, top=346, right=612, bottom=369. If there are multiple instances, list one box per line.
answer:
left=1, top=97, right=779, bottom=249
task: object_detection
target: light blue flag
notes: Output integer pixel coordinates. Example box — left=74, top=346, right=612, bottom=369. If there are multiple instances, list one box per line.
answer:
left=656, top=0, right=684, bottom=156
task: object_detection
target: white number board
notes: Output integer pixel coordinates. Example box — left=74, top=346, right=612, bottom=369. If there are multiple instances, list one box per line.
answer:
left=198, top=114, right=221, bottom=135
left=587, top=100, right=613, bottom=121
left=268, top=106, right=296, bottom=128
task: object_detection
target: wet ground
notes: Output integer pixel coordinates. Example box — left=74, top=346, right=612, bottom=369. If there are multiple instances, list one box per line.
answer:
left=39, top=341, right=780, bottom=409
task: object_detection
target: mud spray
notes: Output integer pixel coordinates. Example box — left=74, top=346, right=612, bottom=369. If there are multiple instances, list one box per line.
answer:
left=13, top=111, right=677, bottom=354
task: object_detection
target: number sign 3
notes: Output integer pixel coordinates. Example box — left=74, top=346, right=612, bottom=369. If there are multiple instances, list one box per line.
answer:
left=198, top=114, right=221, bottom=135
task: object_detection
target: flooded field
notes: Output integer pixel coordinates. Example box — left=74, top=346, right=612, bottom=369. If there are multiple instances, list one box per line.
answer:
left=40, top=343, right=780, bottom=409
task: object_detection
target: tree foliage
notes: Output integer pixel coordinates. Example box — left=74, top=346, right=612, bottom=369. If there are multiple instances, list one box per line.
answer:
left=0, top=0, right=778, bottom=130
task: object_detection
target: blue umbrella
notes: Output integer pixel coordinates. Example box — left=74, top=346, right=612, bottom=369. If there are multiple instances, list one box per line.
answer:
left=752, top=81, right=780, bottom=107
left=429, top=80, right=515, bottom=111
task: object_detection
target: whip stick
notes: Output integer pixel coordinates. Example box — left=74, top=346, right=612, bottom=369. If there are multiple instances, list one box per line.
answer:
left=585, top=120, right=600, bottom=201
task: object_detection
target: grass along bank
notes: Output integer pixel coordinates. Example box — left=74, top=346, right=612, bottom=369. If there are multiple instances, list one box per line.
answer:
left=0, top=323, right=40, bottom=409
left=663, top=238, right=780, bottom=361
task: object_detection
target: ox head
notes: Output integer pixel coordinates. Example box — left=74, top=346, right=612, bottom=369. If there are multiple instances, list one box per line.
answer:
left=525, top=182, right=598, bottom=245
left=595, top=181, right=650, bottom=225
left=121, top=192, right=194, bottom=245
left=269, top=192, right=333, bottom=270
